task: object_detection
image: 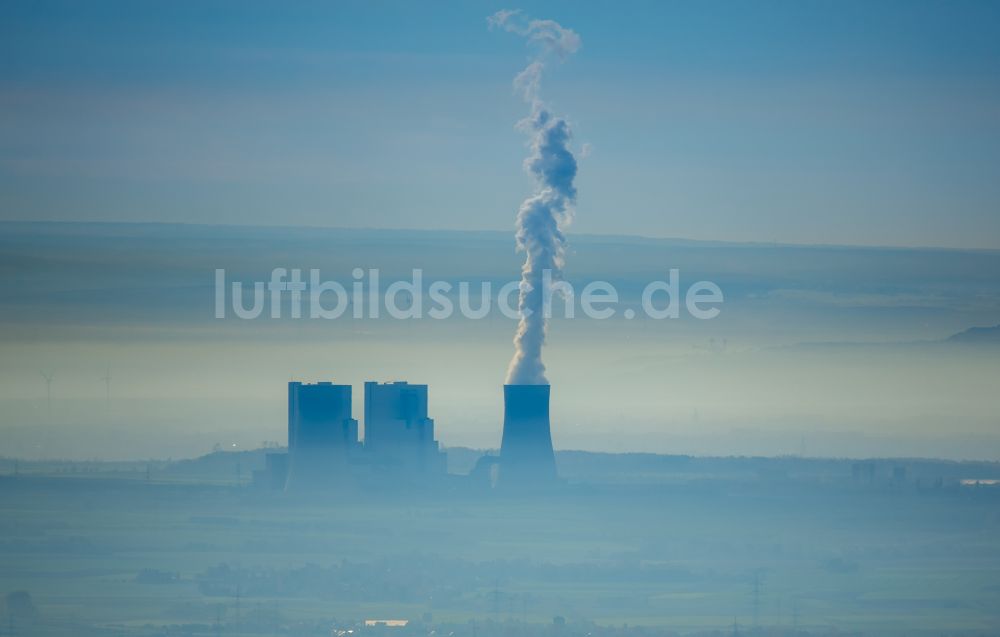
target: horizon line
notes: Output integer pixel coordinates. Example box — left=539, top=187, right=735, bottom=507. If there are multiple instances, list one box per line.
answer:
left=4, top=445, right=1000, bottom=466
left=2, top=218, right=998, bottom=254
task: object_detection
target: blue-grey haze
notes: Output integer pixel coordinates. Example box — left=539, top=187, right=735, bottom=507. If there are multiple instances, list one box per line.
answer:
left=1, top=222, right=998, bottom=460
left=2, top=1, right=1000, bottom=247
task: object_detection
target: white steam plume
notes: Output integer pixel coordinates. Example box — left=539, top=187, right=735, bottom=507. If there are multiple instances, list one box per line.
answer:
left=490, top=9, right=581, bottom=385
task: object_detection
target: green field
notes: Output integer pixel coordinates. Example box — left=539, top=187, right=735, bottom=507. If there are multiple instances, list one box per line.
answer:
left=1, top=459, right=1000, bottom=636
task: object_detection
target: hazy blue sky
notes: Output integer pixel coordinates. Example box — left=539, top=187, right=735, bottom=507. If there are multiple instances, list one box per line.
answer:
left=2, top=0, right=1000, bottom=248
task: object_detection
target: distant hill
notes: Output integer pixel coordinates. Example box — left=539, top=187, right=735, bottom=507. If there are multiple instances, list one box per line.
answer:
left=948, top=324, right=1000, bottom=344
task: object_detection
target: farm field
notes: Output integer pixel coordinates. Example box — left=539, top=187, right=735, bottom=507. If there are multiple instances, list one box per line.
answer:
left=2, top=454, right=999, bottom=636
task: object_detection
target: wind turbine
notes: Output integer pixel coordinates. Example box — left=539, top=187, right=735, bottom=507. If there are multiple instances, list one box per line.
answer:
left=40, top=371, right=54, bottom=422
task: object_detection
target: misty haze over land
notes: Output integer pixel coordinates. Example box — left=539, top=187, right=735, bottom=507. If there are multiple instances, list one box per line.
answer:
left=3, top=2, right=1000, bottom=635
left=1, top=221, right=998, bottom=461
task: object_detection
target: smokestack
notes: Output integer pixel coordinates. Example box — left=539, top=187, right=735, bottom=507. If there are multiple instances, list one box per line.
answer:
left=499, top=384, right=556, bottom=486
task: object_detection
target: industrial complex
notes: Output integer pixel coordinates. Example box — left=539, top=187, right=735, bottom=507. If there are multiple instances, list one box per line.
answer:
left=257, top=381, right=557, bottom=491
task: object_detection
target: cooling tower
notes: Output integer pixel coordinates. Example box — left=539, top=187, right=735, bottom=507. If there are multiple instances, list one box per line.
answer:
left=498, top=384, right=557, bottom=486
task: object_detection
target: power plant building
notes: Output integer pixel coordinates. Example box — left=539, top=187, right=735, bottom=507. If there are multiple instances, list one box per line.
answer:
left=269, top=378, right=544, bottom=491
left=364, top=381, right=445, bottom=475
left=285, top=381, right=359, bottom=488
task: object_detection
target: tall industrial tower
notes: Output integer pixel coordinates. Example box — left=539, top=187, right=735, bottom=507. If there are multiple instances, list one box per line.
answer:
left=364, top=381, right=445, bottom=475
left=285, top=381, right=359, bottom=489
left=498, top=384, right=557, bottom=487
